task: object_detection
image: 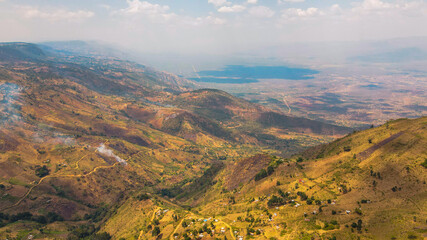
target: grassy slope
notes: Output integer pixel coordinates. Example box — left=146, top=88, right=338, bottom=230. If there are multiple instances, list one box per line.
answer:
left=102, top=117, right=426, bottom=240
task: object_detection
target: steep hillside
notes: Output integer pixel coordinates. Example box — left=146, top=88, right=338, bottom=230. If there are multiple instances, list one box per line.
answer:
left=101, top=117, right=426, bottom=240
left=196, top=117, right=427, bottom=239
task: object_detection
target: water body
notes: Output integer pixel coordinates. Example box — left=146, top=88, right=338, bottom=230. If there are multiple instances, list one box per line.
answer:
left=190, top=65, right=319, bottom=84
left=360, top=84, right=383, bottom=89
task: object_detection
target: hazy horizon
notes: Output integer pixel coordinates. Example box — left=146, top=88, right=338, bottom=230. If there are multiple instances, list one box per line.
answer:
left=1, top=0, right=427, bottom=56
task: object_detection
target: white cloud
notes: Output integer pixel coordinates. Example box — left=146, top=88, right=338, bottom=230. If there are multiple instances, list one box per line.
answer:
left=278, top=0, right=305, bottom=4
left=208, top=0, right=229, bottom=7
left=119, top=0, right=176, bottom=21
left=330, top=4, right=342, bottom=13
left=218, top=5, right=246, bottom=13
left=204, top=16, right=227, bottom=25
left=117, top=1, right=227, bottom=27
left=180, top=15, right=227, bottom=26
left=351, top=0, right=427, bottom=16
left=99, top=4, right=112, bottom=10
left=248, top=6, right=275, bottom=18
left=247, top=0, right=258, bottom=4
left=351, top=0, right=395, bottom=14
left=21, top=7, right=94, bottom=21
left=281, top=7, right=322, bottom=19
left=122, top=0, right=170, bottom=15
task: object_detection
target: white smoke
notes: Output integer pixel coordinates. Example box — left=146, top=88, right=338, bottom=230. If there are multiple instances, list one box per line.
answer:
left=0, top=82, right=22, bottom=125
left=96, top=143, right=127, bottom=165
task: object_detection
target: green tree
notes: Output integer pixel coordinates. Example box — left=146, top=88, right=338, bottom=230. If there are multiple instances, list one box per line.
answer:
left=35, top=165, right=50, bottom=178
left=152, top=226, right=160, bottom=236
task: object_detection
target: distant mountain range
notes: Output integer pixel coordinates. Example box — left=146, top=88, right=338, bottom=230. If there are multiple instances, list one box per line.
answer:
left=349, top=47, right=427, bottom=63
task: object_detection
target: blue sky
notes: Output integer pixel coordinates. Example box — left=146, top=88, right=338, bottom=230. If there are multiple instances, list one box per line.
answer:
left=0, top=0, right=426, bottom=55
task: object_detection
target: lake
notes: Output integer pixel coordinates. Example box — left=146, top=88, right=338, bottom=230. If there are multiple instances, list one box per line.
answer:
left=190, top=65, right=319, bottom=84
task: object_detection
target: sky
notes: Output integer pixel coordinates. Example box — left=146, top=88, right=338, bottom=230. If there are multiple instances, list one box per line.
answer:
left=0, top=0, right=426, bottom=55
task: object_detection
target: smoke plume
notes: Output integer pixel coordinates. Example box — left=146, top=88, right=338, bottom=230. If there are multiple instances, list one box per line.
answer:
left=0, top=82, right=21, bottom=125
left=96, top=143, right=127, bottom=165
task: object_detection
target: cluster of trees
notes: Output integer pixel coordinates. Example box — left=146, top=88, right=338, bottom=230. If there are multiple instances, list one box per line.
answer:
left=84, top=205, right=109, bottom=223
left=350, top=219, right=363, bottom=232
left=0, top=211, right=63, bottom=227
left=152, top=226, right=161, bottom=236
left=267, top=189, right=328, bottom=208
left=67, top=224, right=111, bottom=240
left=254, top=166, right=274, bottom=181
left=180, top=222, right=216, bottom=239
left=339, top=184, right=351, bottom=194
left=35, top=165, right=50, bottom=177
left=370, top=170, right=382, bottom=179
left=246, top=227, right=262, bottom=236
left=267, top=189, right=292, bottom=207
left=267, top=195, right=286, bottom=207
left=254, top=157, right=284, bottom=181
left=323, top=220, right=339, bottom=230
left=343, top=146, right=352, bottom=152
left=135, top=193, right=150, bottom=201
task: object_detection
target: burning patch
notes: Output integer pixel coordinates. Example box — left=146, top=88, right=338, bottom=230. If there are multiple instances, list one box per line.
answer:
left=96, top=143, right=127, bottom=165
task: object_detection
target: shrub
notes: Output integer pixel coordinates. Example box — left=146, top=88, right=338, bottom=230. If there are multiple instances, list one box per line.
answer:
left=408, top=234, right=418, bottom=239
left=152, top=226, right=161, bottom=236
left=10, top=212, right=32, bottom=222
left=35, top=165, right=50, bottom=178
left=67, top=224, right=96, bottom=239
left=267, top=195, right=285, bottom=207
left=254, top=169, right=268, bottom=181
left=267, top=166, right=274, bottom=175
left=92, top=232, right=112, bottom=240
left=136, top=193, right=150, bottom=201
left=278, top=189, right=288, bottom=199
left=297, top=191, right=308, bottom=200
left=323, top=223, right=335, bottom=230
